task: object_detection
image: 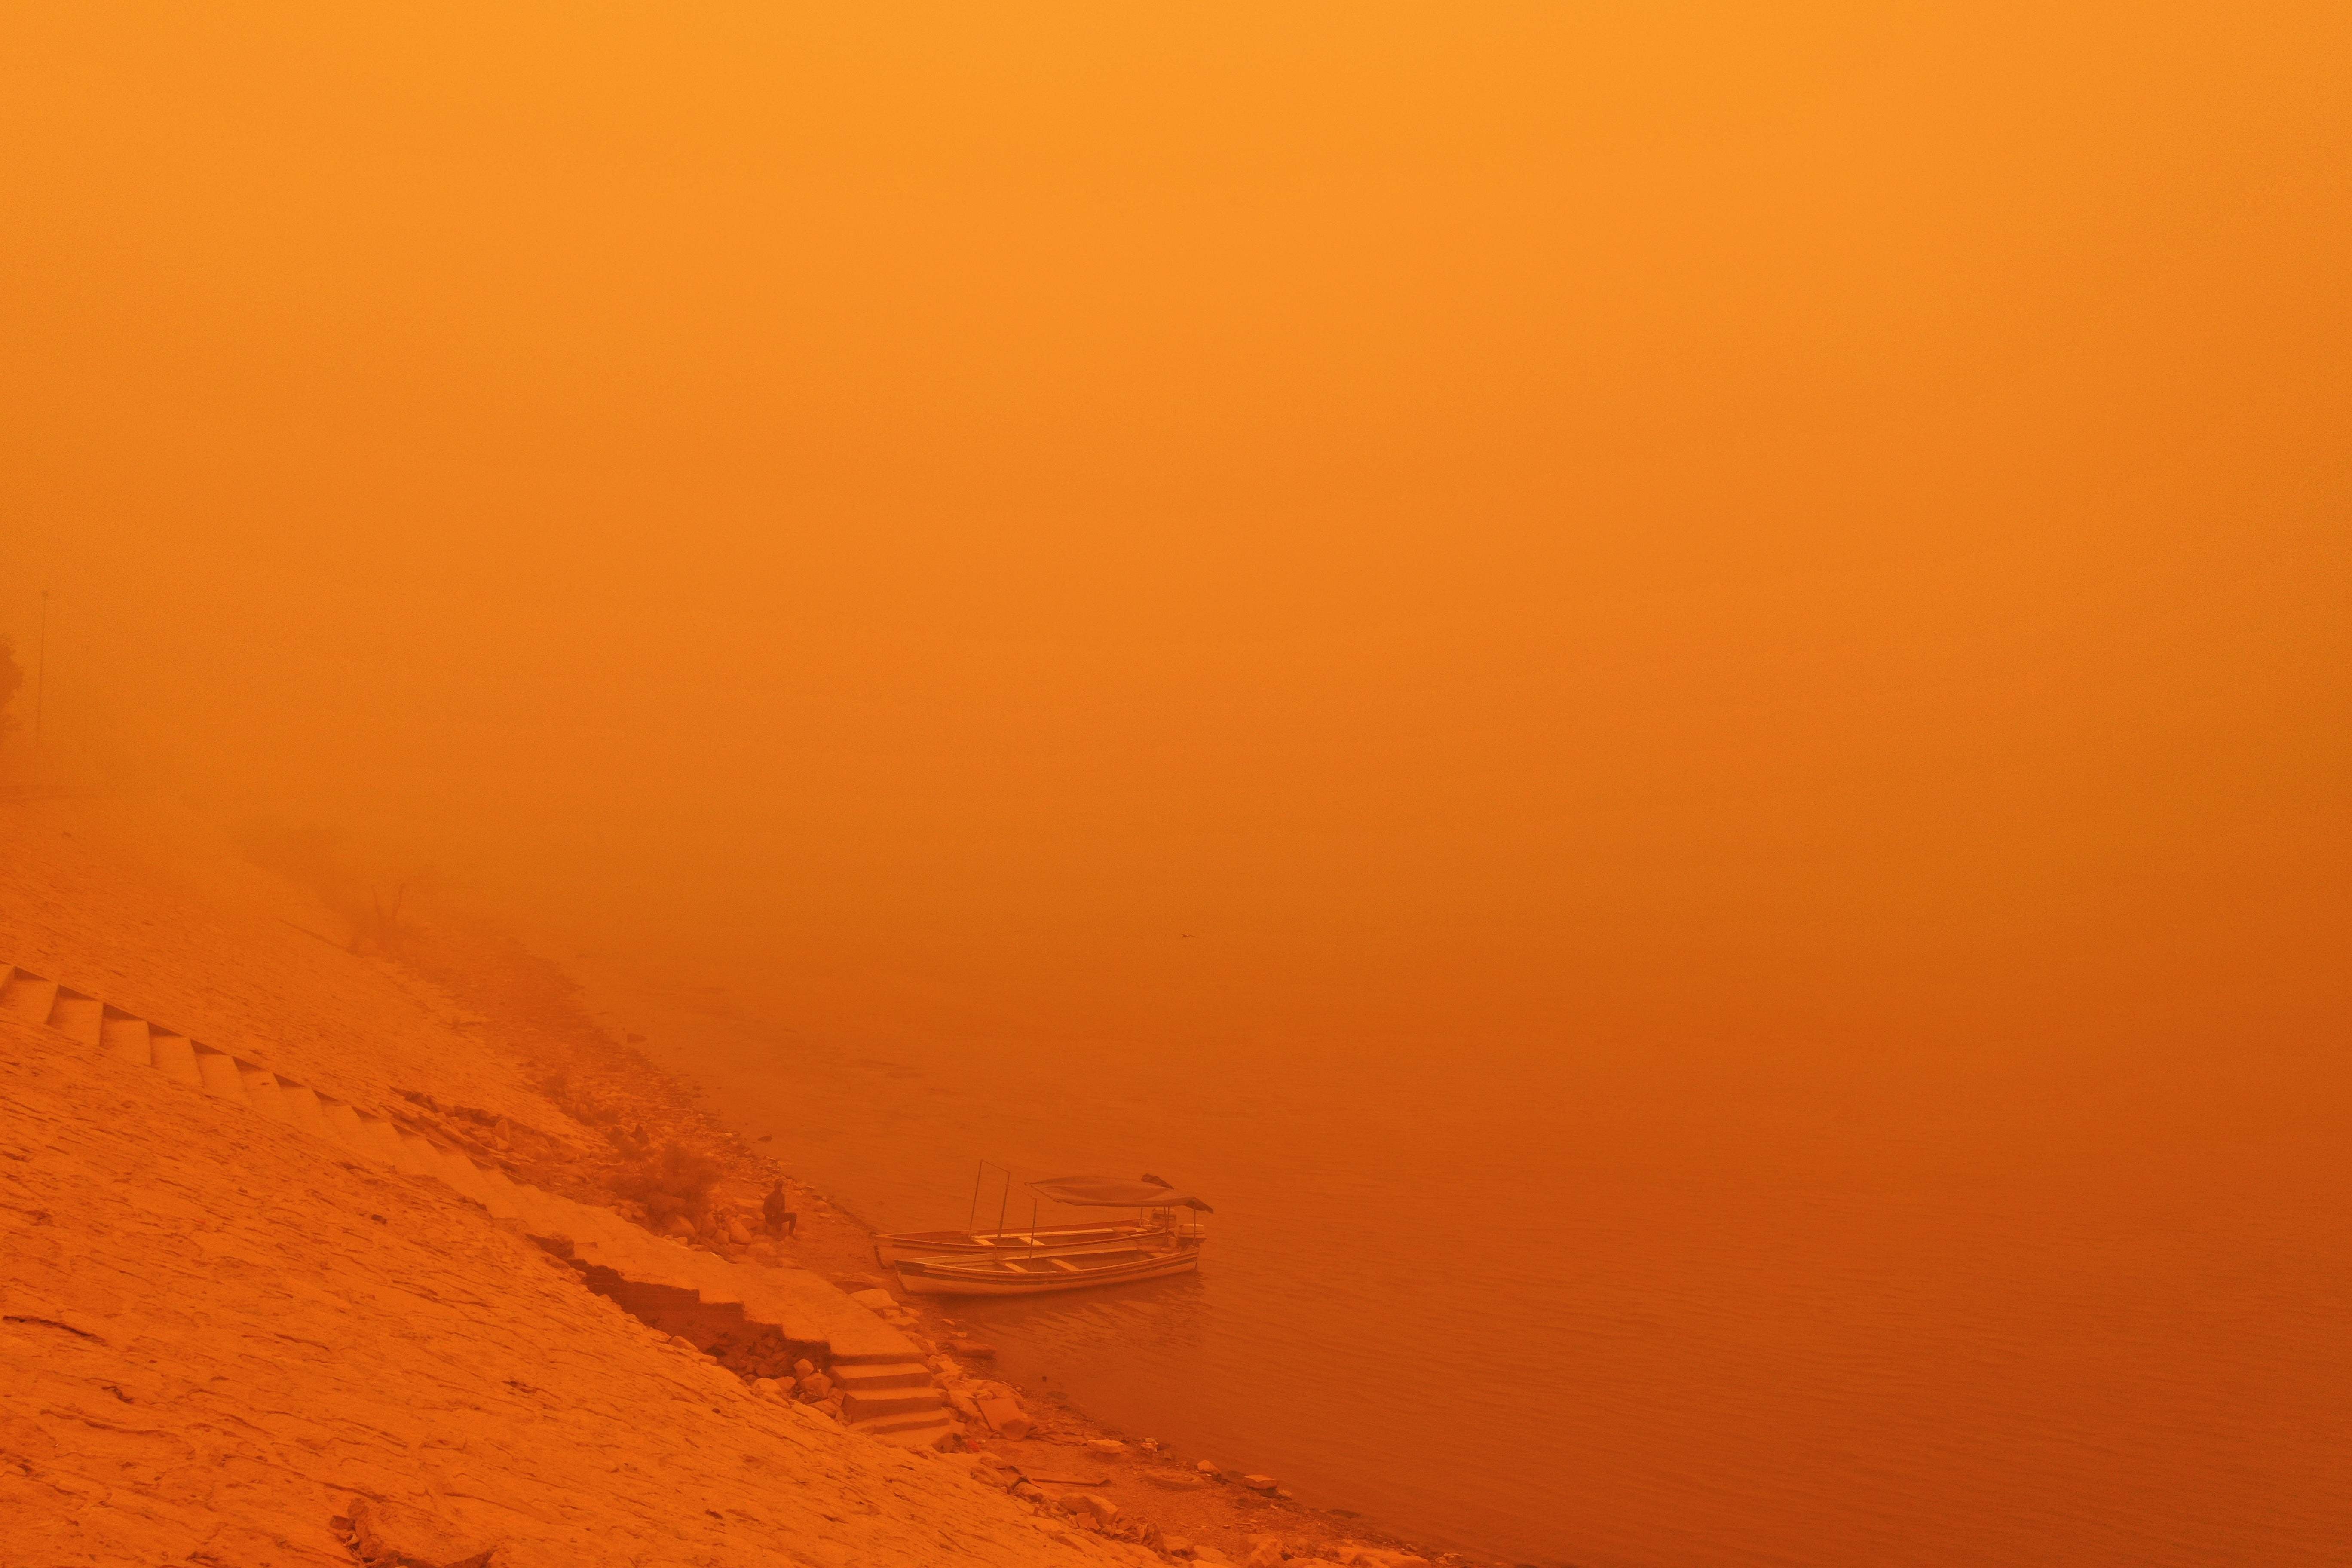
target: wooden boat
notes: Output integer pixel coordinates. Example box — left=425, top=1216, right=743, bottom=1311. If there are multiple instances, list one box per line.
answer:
left=880, top=1172, right=1212, bottom=1294
left=873, top=1219, right=1152, bottom=1268
left=894, top=1232, right=1206, bottom=1296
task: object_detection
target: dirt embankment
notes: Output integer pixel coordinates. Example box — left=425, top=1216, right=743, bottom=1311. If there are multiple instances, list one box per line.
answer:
left=1, top=796, right=1463, bottom=1568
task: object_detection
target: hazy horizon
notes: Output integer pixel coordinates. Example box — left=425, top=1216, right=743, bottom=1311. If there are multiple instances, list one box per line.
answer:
left=10, top=4, right=2346, bottom=1099
left=7, top=8, right=2350, bottom=1560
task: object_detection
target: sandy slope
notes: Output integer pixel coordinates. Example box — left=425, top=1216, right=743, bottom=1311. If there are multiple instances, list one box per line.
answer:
left=0, top=1016, right=1154, bottom=1567
left=0, top=799, right=1155, bottom=1566
left=0, top=798, right=580, bottom=1140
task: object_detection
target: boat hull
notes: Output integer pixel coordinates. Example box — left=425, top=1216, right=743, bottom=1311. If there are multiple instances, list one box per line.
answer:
left=873, top=1221, right=1149, bottom=1268
left=893, top=1241, right=1204, bottom=1296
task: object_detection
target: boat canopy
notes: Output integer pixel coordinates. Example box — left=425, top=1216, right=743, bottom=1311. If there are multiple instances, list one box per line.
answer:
left=1028, top=1174, right=1213, bottom=1213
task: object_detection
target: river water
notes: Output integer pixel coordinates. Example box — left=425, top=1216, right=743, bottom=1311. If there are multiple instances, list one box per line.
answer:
left=581, top=974, right=2349, bottom=1567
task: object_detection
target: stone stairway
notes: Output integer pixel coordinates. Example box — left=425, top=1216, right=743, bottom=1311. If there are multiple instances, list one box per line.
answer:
left=0, top=957, right=958, bottom=1450
left=834, top=1359, right=954, bottom=1442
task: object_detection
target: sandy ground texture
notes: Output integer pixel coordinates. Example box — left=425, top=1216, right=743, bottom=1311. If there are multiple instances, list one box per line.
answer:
left=0, top=1013, right=1164, bottom=1568
left=0, top=798, right=595, bottom=1159
left=0, top=795, right=1443, bottom=1568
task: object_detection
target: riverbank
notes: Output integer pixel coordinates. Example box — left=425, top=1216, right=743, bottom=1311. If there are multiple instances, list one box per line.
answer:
left=405, top=920, right=1485, bottom=1568
left=0, top=793, right=1479, bottom=1568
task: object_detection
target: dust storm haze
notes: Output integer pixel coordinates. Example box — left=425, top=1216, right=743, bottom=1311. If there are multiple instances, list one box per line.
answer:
left=8, top=10, right=2350, bottom=1216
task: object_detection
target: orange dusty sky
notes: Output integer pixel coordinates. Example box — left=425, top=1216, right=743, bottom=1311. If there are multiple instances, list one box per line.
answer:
left=4, top=4, right=2347, bottom=1083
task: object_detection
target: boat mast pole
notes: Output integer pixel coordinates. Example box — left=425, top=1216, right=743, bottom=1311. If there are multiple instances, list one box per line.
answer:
left=996, top=1170, right=1012, bottom=1243
left=968, top=1161, right=982, bottom=1234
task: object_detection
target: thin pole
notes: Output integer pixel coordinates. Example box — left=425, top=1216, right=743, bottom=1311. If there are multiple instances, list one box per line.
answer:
left=967, top=1160, right=982, bottom=1234
left=34, top=589, right=48, bottom=741
left=995, top=1169, right=1011, bottom=1243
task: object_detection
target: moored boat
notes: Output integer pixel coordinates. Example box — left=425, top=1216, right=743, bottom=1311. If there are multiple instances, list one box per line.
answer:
left=873, top=1218, right=1151, bottom=1268
left=880, top=1172, right=1212, bottom=1294
left=894, top=1232, right=1205, bottom=1295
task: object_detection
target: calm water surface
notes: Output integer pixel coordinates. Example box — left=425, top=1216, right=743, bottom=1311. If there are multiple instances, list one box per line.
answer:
left=593, top=983, right=2349, bottom=1566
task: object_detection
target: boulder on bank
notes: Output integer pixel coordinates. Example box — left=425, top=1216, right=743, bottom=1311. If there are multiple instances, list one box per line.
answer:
left=1049, top=1491, right=1119, bottom=1525
left=348, top=1496, right=497, bottom=1568
left=975, top=1393, right=1033, bottom=1438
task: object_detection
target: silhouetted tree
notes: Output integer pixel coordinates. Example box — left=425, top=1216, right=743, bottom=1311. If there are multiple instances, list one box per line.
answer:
left=0, top=635, right=22, bottom=741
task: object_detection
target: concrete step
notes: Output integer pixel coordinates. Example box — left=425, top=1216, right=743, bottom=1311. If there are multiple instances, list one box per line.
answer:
left=468, top=1162, right=528, bottom=1221
left=841, top=1384, right=946, bottom=1423
left=101, top=1009, right=151, bottom=1067
left=46, top=987, right=103, bottom=1046
left=238, top=1066, right=292, bottom=1123
left=318, top=1099, right=374, bottom=1156
left=352, top=1112, right=410, bottom=1164
left=850, top=1412, right=959, bottom=1450
left=392, top=1130, right=445, bottom=1179
left=276, top=1082, right=337, bottom=1142
left=0, top=969, right=57, bottom=1027
left=429, top=1144, right=496, bottom=1205
left=830, top=1360, right=933, bottom=1391
left=194, top=1047, right=248, bottom=1104
left=150, top=1032, right=201, bottom=1089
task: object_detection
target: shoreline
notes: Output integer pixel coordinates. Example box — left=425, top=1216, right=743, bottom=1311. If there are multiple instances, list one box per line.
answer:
left=408, top=923, right=1503, bottom=1568
left=0, top=789, right=1504, bottom=1567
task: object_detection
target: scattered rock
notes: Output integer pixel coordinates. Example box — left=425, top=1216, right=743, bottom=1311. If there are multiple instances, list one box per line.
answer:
left=1162, top=1538, right=1193, bottom=1559
left=1243, top=1535, right=1286, bottom=1568
left=749, top=1377, right=783, bottom=1399
left=847, top=1287, right=897, bottom=1311
left=347, top=1497, right=497, bottom=1568
left=484, top=1543, right=597, bottom=1568
left=796, top=1372, right=832, bottom=1400
left=945, top=1337, right=997, bottom=1359
left=1241, top=1473, right=1279, bottom=1492
left=1087, top=1438, right=1128, bottom=1455
left=1197, top=1459, right=1222, bottom=1475
left=975, top=1394, right=1033, bottom=1439
left=791, top=1358, right=816, bottom=1379
left=1142, top=1467, right=1208, bottom=1490
left=970, top=1458, right=1020, bottom=1488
